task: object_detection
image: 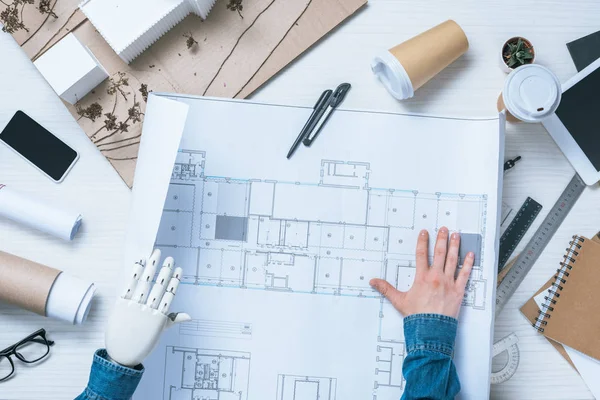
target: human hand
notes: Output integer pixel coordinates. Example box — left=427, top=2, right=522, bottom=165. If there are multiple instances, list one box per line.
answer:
left=370, top=227, right=474, bottom=319
left=105, top=249, right=191, bottom=367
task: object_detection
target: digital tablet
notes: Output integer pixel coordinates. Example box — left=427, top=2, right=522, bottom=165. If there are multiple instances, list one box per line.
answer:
left=543, top=57, right=600, bottom=185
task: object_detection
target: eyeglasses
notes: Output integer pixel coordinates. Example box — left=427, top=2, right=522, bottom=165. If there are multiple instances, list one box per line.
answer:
left=0, top=329, right=54, bottom=382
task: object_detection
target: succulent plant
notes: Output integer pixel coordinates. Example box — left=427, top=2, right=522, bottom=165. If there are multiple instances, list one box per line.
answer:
left=503, top=38, right=534, bottom=69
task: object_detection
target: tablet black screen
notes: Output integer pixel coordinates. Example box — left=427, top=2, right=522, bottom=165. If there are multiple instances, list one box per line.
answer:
left=555, top=66, right=600, bottom=171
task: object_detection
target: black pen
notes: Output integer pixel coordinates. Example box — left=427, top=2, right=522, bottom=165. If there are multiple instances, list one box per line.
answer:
left=303, top=83, right=352, bottom=147
left=504, top=156, right=521, bottom=172
left=286, top=90, right=333, bottom=159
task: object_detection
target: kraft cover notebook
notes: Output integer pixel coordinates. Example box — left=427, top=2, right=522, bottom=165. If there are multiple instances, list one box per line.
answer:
left=521, top=234, right=600, bottom=361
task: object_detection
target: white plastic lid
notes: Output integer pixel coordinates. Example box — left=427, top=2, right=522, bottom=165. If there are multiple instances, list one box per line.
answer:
left=371, top=51, right=414, bottom=100
left=503, top=64, right=561, bottom=123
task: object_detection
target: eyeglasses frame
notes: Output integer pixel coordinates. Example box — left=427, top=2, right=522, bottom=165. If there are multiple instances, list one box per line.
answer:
left=0, top=328, right=55, bottom=382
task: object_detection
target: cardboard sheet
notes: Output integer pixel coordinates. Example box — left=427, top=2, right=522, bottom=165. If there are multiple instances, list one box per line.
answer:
left=3, top=0, right=367, bottom=187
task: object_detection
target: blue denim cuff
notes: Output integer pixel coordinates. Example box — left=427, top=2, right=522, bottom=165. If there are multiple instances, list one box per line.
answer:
left=84, top=349, right=144, bottom=400
left=404, top=313, right=458, bottom=357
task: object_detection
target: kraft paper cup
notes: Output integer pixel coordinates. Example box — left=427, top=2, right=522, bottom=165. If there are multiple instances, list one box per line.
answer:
left=497, top=64, right=561, bottom=123
left=371, top=20, right=469, bottom=100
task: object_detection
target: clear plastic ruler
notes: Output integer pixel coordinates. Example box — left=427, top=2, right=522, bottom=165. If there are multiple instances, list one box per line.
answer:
left=491, top=333, right=520, bottom=384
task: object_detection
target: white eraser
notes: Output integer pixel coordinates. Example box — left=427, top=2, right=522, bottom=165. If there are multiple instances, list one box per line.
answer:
left=34, top=33, right=108, bottom=105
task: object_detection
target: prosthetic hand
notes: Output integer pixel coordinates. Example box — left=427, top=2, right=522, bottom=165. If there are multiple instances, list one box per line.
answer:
left=105, top=249, right=191, bottom=367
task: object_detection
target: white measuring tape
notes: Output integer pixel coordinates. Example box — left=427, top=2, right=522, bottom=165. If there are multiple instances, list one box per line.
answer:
left=491, top=333, right=519, bottom=384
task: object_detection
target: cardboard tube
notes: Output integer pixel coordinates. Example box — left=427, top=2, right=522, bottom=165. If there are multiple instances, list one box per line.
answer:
left=0, top=250, right=96, bottom=324
left=391, top=20, right=469, bottom=91
left=0, top=250, right=61, bottom=315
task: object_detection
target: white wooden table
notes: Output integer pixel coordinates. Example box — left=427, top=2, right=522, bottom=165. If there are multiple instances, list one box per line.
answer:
left=1, top=1, right=599, bottom=399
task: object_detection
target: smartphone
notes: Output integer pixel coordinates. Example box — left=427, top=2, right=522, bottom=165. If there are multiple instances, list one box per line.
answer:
left=0, top=111, right=79, bottom=183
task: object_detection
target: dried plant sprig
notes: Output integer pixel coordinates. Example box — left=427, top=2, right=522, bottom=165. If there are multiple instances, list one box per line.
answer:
left=38, top=0, right=57, bottom=18
left=183, top=32, right=198, bottom=49
left=76, top=102, right=103, bottom=122
left=103, top=112, right=117, bottom=130
left=139, top=83, right=152, bottom=102
left=106, top=71, right=130, bottom=101
left=127, top=101, right=142, bottom=123
left=1, top=0, right=34, bottom=34
left=226, top=0, right=243, bottom=18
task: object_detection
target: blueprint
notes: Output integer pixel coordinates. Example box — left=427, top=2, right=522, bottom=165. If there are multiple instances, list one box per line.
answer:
left=131, top=94, right=505, bottom=400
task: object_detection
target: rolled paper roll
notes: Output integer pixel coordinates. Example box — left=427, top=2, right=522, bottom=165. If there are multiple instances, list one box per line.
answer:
left=0, top=250, right=95, bottom=325
left=0, top=184, right=82, bottom=241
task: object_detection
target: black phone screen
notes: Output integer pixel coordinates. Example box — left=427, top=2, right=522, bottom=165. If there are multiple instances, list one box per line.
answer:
left=0, top=111, right=78, bottom=181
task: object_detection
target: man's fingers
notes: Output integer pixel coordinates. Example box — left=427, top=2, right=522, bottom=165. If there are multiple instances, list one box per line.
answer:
left=147, top=257, right=175, bottom=308
left=432, top=227, right=449, bottom=271
left=444, top=232, right=460, bottom=278
left=370, top=278, right=406, bottom=312
left=415, top=230, right=429, bottom=278
left=456, top=251, right=475, bottom=289
left=132, top=249, right=161, bottom=303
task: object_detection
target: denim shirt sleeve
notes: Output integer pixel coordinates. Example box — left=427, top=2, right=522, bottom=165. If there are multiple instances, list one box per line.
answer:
left=74, top=349, right=144, bottom=400
left=401, top=314, right=461, bottom=400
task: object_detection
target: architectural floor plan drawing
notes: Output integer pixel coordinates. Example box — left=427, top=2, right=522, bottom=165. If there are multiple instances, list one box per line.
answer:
left=158, top=151, right=488, bottom=307
left=276, top=375, right=337, bottom=400
left=131, top=95, right=504, bottom=400
left=164, top=346, right=251, bottom=400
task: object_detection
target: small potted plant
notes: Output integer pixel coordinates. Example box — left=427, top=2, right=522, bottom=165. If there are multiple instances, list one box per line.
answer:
left=500, top=37, right=535, bottom=73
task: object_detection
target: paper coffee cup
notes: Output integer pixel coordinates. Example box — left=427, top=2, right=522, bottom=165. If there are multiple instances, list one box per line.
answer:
left=371, top=20, right=469, bottom=100
left=497, top=64, right=561, bottom=123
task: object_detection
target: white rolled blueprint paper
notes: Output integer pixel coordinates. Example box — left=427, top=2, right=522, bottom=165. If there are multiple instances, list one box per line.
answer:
left=0, top=184, right=82, bottom=240
left=45, top=272, right=96, bottom=325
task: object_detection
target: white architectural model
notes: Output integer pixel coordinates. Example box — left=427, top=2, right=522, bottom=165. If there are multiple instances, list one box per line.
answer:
left=79, top=0, right=217, bottom=63
left=34, top=33, right=108, bottom=104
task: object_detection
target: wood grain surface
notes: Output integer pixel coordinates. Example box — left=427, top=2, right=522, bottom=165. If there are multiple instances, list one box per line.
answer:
left=1, top=1, right=600, bottom=398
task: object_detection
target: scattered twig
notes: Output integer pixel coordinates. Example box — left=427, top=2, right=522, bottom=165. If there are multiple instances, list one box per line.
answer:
left=38, top=0, right=57, bottom=18
left=183, top=32, right=198, bottom=49
left=139, top=83, right=151, bottom=102
left=106, top=71, right=130, bottom=101
left=226, top=0, right=243, bottom=19
left=94, top=96, right=143, bottom=145
left=76, top=102, right=103, bottom=122
left=0, top=0, right=34, bottom=34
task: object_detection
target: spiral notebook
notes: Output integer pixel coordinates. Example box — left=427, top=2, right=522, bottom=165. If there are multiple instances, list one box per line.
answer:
left=521, top=234, right=600, bottom=397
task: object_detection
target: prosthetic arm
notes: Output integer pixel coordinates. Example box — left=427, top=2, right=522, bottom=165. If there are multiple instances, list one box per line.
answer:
left=105, top=249, right=191, bottom=367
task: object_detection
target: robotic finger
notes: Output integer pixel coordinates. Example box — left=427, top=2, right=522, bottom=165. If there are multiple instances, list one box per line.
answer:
left=147, top=257, right=174, bottom=309
left=132, top=249, right=161, bottom=304
left=122, top=259, right=145, bottom=300
left=159, top=267, right=182, bottom=314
